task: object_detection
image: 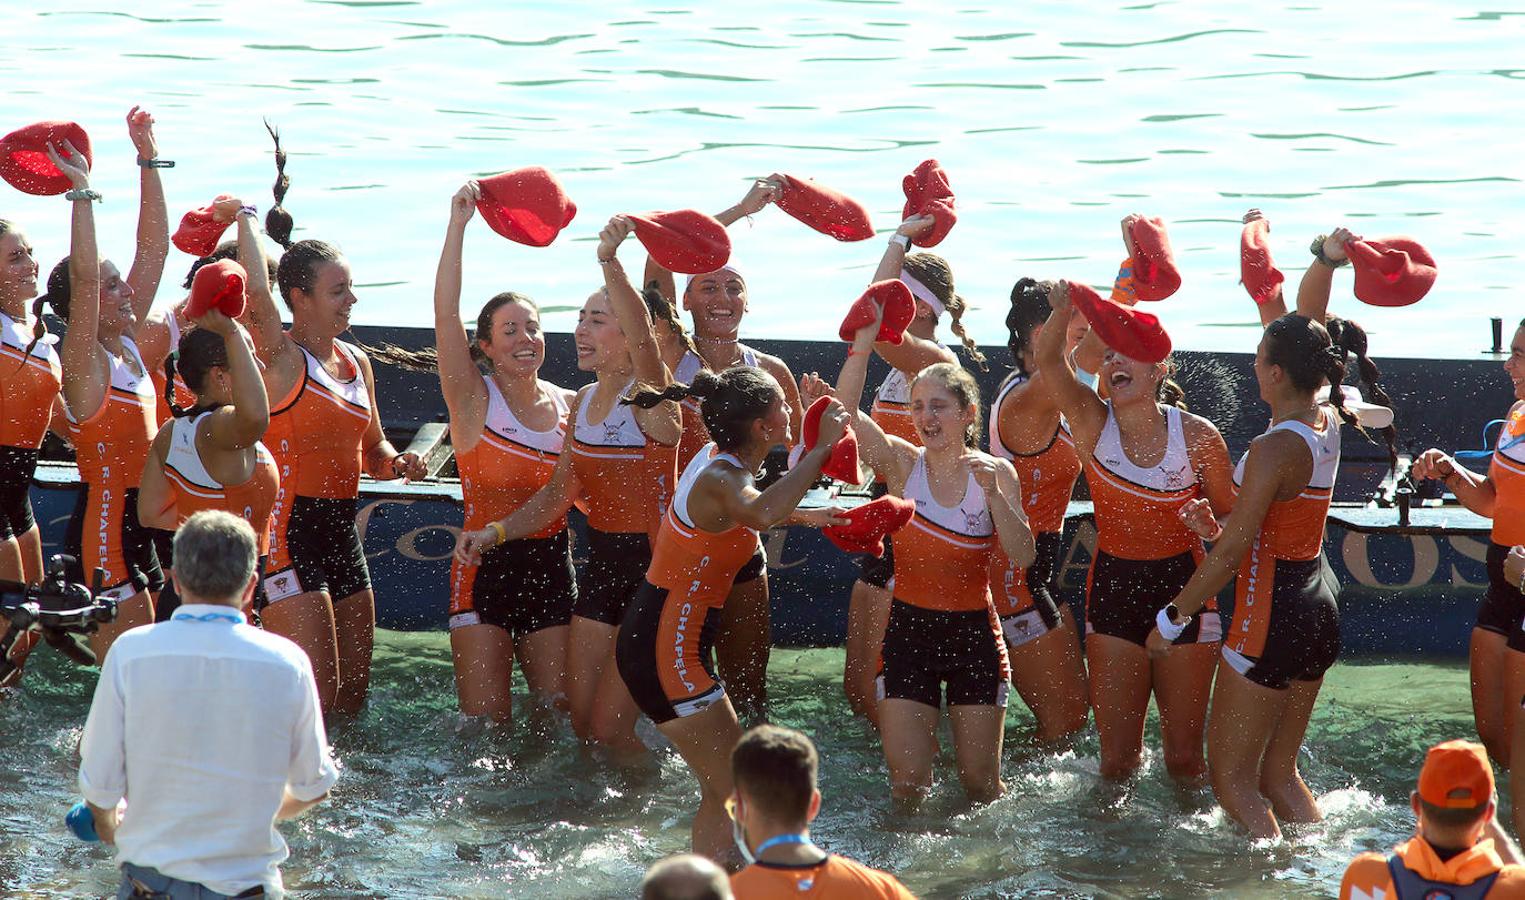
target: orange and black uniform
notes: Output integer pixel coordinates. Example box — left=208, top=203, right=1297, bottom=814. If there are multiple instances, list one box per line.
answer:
left=0, top=311, right=60, bottom=541
left=988, top=373, right=1081, bottom=648
left=62, top=336, right=163, bottom=601
left=859, top=364, right=929, bottom=590
left=448, top=377, right=575, bottom=637
left=1083, top=403, right=1218, bottom=647
left=674, top=350, right=765, bottom=584
left=568, top=382, right=680, bottom=626
left=1479, top=402, right=1525, bottom=650
left=261, top=340, right=372, bottom=604
left=616, top=444, right=757, bottom=723
left=1341, top=836, right=1525, bottom=899
left=877, top=451, right=1010, bottom=709
left=730, top=855, right=918, bottom=899
left=160, top=408, right=280, bottom=611
left=1221, top=408, right=1342, bottom=689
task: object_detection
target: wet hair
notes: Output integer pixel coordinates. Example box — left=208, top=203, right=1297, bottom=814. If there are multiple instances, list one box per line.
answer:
left=164, top=326, right=229, bottom=417
left=1419, top=797, right=1490, bottom=831
left=24, top=256, right=73, bottom=360
left=1265, top=313, right=1398, bottom=471
left=731, top=724, right=819, bottom=825
left=1327, top=315, right=1398, bottom=471
left=181, top=240, right=277, bottom=291
left=1005, top=277, right=1050, bottom=378
left=625, top=366, right=778, bottom=452
left=468, top=291, right=539, bottom=367
left=645, top=281, right=697, bottom=358
left=903, top=251, right=987, bottom=371
left=1155, top=358, right=1189, bottom=412
left=911, top=361, right=982, bottom=448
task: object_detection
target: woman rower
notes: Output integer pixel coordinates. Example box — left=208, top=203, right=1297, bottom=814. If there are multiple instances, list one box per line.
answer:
left=616, top=367, right=848, bottom=861
left=989, top=277, right=1093, bottom=742
left=643, top=177, right=808, bottom=722
left=1147, top=227, right=1394, bottom=838
left=0, top=219, right=64, bottom=685
left=843, top=214, right=986, bottom=727
left=244, top=133, right=427, bottom=714
left=834, top=298, right=1034, bottom=806
left=455, top=215, right=681, bottom=755
left=434, top=181, right=576, bottom=723
left=30, top=110, right=171, bottom=662
left=137, top=205, right=278, bottom=617
left=1035, top=264, right=1236, bottom=782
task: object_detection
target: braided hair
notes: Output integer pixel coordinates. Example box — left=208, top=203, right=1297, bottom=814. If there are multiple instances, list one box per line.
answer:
left=625, top=366, right=777, bottom=452
left=1005, top=277, right=1050, bottom=378
left=903, top=252, right=988, bottom=371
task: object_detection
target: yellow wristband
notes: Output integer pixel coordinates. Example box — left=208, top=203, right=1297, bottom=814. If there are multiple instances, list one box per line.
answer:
left=488, top=521, right=507, bottom=547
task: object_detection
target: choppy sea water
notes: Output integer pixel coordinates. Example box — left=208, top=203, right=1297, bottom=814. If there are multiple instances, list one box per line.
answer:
left=0, top=632, right=1482, bottom=898
left=3, top=2, right=1523, bottom=357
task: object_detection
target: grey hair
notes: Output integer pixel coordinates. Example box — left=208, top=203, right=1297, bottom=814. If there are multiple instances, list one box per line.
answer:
left=171, top=510, right=258, bottom=604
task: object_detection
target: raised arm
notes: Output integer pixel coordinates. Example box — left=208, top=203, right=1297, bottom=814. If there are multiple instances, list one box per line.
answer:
left=1034, top=280, right=1107, bottom=450
left=48, top=141, right=106, bottom=418
left=199, top=310, right=269, bottom=451
left=1295, top=226, right=1356, bottom=323
left=1243, top=210, right=1287, bottom=326
left=124, top=107, right=169, bottom=329
left=434, top=183, right=489, bottom=424
left=598, top=216, right=681, bottom=445
left=871, top=215, right=957, bottom=374
left=240, top=207, right=292, bottom=368
left=836, top=313, right=916, bottom=485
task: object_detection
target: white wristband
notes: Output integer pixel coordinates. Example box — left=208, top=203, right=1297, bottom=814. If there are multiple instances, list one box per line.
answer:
left=889, top=234, right=910, bottom=250
left=1156, top=606, right=1187, bottom=642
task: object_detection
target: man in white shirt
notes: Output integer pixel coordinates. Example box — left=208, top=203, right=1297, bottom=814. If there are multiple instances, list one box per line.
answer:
left=78, top=510, right=339, bottom=899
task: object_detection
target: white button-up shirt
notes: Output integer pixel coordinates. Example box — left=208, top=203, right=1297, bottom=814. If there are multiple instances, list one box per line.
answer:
left=78, top=604, right=340, bottom=897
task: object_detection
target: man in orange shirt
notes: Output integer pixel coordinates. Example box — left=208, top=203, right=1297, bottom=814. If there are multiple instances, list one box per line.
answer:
left=1340, top=739, right=1525, bottom=899
left=728, top=725, right=915, bottom=898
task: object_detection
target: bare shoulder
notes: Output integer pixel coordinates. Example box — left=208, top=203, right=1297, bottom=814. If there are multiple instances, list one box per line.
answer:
left=1180, top=409, right=1226, bottom=442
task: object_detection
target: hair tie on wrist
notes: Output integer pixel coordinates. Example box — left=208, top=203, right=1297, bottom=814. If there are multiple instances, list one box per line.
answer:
left=138, top=158, right=174, bottom=168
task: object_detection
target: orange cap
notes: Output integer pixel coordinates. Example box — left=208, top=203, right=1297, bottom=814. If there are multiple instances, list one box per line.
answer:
left=1418, top=740, right=1493, bottom=808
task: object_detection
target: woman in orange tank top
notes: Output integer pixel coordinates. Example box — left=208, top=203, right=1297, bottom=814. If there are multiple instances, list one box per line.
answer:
left=1149, top=226, right=1395, bottom=840
left=28, top=112, right=171, bottom=665
left=614, top=366, right=849, bottom=862
left=988, top=277, right=1098, bottom=743
left=138, top=209, right=277, bottom=619
left=433, top=181, right=577, bottom=724
left=456, top=216, right=682, bottom=756
left=643, top=176, right=808, bottom=722
left=1036, top=260, right=1236, bottom=784
left=843, top=215, right=985, bottom=728
left=242, top=135, right=427, bottom=715
left=834, top=300, right=1035, bottom=808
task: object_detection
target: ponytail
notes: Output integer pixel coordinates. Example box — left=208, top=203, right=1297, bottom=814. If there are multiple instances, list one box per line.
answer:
left=626, top=369, right=720, bottom=410
left=1328, top=316, right=1398, bottom=471
left=163, top=352, right=192, bottom=418
left=1005, top=277, right=1051, bottom=379
left=1157, top=375, right=1189, bottom=412
left=946, top=293, right=988, bottom=372
left=22, top=258, right=71, bottom=361
left=624, top=367, right=777, bottom=452
left=352, top=339, right=439, bottom=373
left=645, top=281, right=697, bottom=358
left=264, top=119, right=294, bottom=251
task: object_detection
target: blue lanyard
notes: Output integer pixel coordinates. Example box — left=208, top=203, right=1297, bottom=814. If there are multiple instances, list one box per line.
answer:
left=172, top=611, right=242, bottom=625
left=755, top=833, right=815, bottom=855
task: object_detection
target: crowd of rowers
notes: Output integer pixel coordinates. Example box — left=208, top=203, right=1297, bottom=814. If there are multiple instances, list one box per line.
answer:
left=6, top=110, right=1525, bottom=886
